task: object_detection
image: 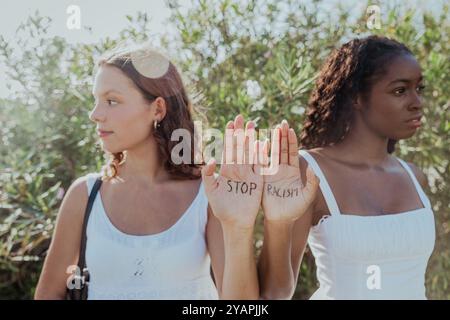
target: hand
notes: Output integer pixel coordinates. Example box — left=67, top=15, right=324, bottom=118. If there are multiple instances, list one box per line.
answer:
left=259, top=120, right=319, bottom=222
left=202, top=115, right=263, bottom=229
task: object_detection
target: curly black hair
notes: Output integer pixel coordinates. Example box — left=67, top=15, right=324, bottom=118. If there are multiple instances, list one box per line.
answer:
left=299, top=35, right=413, bottom=153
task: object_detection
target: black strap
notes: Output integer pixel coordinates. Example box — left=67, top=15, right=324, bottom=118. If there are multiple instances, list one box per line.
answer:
left=77, top=177, right=103, bottom=274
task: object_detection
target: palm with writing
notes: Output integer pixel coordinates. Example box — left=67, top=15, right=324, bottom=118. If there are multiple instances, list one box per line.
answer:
left=259, top=120, right=319, bottom=222
left=202, top=115, right=263, bottom=229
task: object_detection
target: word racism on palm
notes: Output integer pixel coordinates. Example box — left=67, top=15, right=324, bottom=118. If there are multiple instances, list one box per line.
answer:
left=266, top=184, right=300, bottom=198
left=226, top=180, right=258, bottom=196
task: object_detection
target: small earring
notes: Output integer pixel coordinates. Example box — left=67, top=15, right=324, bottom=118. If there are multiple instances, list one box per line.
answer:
left=154, top=120, right=160, bottom=130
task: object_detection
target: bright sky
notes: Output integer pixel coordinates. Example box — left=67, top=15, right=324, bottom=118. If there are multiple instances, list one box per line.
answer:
left=0, top=0, right=189, bottom=98
left=0, top=0, right=445, bottom=99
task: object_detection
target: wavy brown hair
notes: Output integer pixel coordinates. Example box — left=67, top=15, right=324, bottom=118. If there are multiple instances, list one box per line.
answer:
left=96, top=45, right=204, bottom=180
left=300, top=35, right=413, bottom=153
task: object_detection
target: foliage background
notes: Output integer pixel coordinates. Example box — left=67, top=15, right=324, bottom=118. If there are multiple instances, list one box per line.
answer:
left=0, top=0, right=448, bottom=299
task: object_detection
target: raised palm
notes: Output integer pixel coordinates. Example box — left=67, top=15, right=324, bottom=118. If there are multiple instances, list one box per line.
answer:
left=259, top=120, right=319, bottom=222
left=202, top=115, right=263, bottom=229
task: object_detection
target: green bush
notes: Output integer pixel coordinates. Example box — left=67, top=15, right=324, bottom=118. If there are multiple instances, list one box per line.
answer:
left=0, top=1, right=448, bottom=299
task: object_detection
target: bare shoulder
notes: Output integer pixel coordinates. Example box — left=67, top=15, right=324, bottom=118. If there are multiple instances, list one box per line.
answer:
left=57, top=175, right=92, bottom=222
left=298, top=147, right=326, bottom=174
left=68, top=175, right=91, bottom=195
left=50, top=175, right=93, bottom=253
left=64, top=175, right=90, bottom=204
left=406, top=162, right=429, bottom=190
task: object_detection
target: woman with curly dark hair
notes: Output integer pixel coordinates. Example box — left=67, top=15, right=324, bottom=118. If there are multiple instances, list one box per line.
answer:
left=257, top=35, right=435, bottom=299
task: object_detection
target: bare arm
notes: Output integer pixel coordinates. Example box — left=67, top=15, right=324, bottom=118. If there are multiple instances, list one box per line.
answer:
left=256, top=121, right=319, bottom=300
left=206, top=205, right=259, bottom=300
left=34, top=177, right=88, bottom=299
left=290, top=204, right=314, bottom=290
left=257, top=219, right=295, bottom=299
left=202, top=115, right=262, bottom=300
left=258, top=209, right=313, bottom=299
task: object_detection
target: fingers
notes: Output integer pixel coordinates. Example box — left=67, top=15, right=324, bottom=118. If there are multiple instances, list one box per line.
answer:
left=201, top=158, right=218, bottom=192
left=227, top=114, right=255, bottom=165
left=233, top=115, right=244, bottom=165
left=223, top=121, right=234, bottom=165
left=262, top=139, right=270, bottom=167
left=253, top=139, right=269, bottom=175
left=245, top=121, right=255, bottom=165
left=253, top=140, right=261, bottom=174
left=224, top=116, right=297, bottom=170
left=280, top=120, right=289, bottom=165
left=270, top=125, right=281, bottom=168
left=288, top=128, right=300, bottom=168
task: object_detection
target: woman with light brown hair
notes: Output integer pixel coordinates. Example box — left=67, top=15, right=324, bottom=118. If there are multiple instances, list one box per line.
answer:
left=34, top=45, right=259, bottom=300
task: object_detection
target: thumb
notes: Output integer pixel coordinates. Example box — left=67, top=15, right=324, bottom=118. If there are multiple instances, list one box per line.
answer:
left=202, top=158, right=217, bottom=192
left=304, top=166, right=320, bottom=192
left=253, top=140, right=269, bottom=176
left=300, top=167, right=320, bottom=206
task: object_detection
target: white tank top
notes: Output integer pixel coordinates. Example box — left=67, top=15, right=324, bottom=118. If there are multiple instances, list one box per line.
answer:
left=299, top=150, right=436, bottom=300
left=83, top=173, right=219, bottom=300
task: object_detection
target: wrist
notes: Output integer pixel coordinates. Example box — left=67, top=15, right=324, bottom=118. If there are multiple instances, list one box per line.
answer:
left=221, top=222, right=255, bottom=248
left=263, top=217, right=296, bottom=230
left=221, top=221, right=255, bottom=234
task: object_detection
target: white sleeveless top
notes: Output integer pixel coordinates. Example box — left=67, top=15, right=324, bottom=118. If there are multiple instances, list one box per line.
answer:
left=299, top=150, right=436, bottom=300
left=83, top=173, right=219, bottom=300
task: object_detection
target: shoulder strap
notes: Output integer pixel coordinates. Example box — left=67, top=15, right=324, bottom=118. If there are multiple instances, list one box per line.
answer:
left=77, top=177, right=103, bottom=272
left=396, top=158, right=431, bottom=209
left=299, top=150, right=341, bottom=216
